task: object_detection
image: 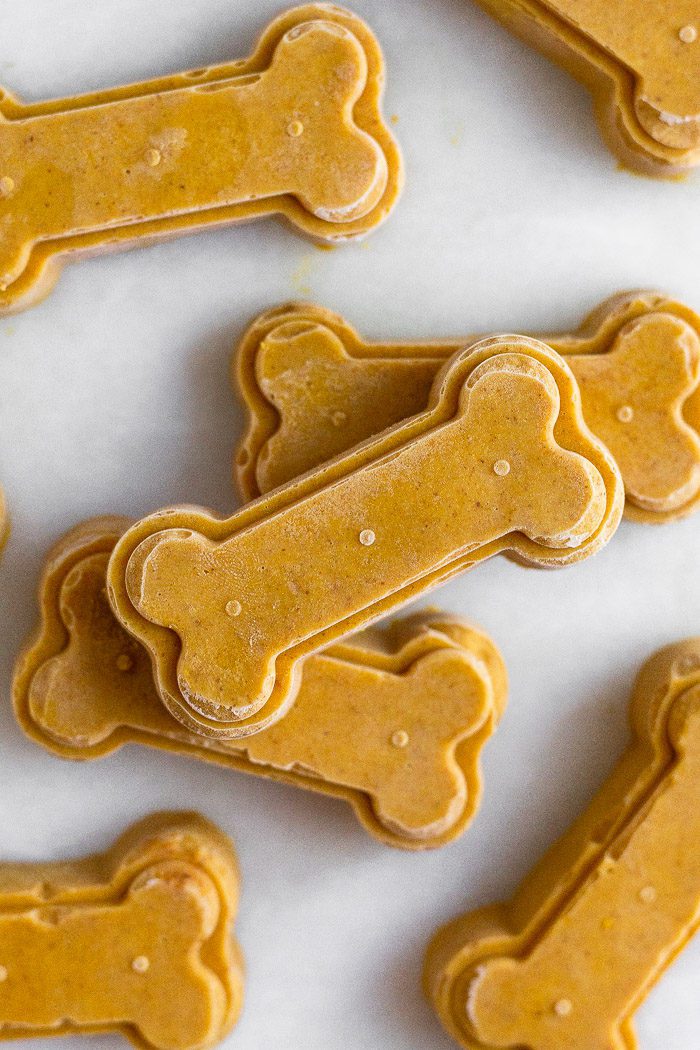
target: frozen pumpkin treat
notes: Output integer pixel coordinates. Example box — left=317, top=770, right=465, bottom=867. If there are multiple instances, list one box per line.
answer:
left=0, top=811, right=242, bottom=1049
left=0, top=4, right=401, bottom=314
left=15, top=517, right=507, bottom=850
left=470, top=0, right=700, bottom=175
left=107, top=336, right=622, bottom=739
left=425, top=637, right=700, bottom=1050
left=234, top=291, right=700, bottom=522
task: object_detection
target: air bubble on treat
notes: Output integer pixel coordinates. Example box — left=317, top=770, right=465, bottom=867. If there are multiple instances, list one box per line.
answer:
left=116, top=653, right=134, bottom=672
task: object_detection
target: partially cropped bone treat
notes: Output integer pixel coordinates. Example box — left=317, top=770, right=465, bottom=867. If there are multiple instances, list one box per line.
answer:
left=235, top=291, right=700, bottom=522
left=0, top=4, right=401, bottom=314
left=107, top=336, right=622, bottom=739
left=425, top=637, right=700, bottom=1050
left=15, top=517, right=507, bottom=849
left=0, top=811, right=242, bottom=1049
left=468, top=0, right=700, bottom=176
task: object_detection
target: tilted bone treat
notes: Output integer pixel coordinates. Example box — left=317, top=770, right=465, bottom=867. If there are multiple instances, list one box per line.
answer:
left=14, top=517, right=507, bottom=849
left=107, top=336, right=622, bottom=738
left=0, top=4, right=401, bottom=314
left=234, top=291, right=700, bottom=522
left=0, top=811, right=242, bottom=1049
left=425, top=637, right=700, bottom=1050
left=466, top=0, right=700, bottom=175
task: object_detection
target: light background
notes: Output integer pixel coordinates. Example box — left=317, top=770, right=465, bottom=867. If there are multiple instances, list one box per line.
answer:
left=0, top=0, right=699, bottom=1046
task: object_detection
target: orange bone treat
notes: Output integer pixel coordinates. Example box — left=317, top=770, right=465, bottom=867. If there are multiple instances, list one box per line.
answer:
left=108, top=336, right=622, bottom=739
left=425, top=638, right=700, bottom=1050
left=0, top=4, right=401, bottom=314
left=0, top=811, right=242, bottom=1049
left=467, top=0, right=700, bottom=176
left=234, top=291, right=700, bottom=522
left=14, top=517, right=507, bottom=849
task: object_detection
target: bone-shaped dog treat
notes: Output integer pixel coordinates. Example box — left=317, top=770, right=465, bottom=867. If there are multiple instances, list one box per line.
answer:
left=0, top=4, right=401, bottom=315
left=234, top=291, right=700, bottom=522
left=467, top=0, right=700, bottom=175
left=14, top=516, right=507, bottom=849
left=0, top=811, right=242, bottom=1049
left=108, top=336, right=622, bottom=738
left=425, top=637, right=700, bottom=1050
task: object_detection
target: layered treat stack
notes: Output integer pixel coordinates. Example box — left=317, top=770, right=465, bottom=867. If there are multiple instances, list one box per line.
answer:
left=1, top=2, right=699, bottom=1047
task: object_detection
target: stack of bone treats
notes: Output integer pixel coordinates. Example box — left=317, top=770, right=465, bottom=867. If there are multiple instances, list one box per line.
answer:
left=0, top=2, right=699, bottom=1049
left=11, top=288, right=700, bottom=1048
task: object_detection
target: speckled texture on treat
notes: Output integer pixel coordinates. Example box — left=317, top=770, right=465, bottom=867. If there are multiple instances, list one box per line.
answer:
left=425, top=637, right=700, bottom=1050
left=0, top=811, right=242, bottom=1049
left=234, top=291, right=700, bottom=522
left=0, top=4, right=401, bottom=314
left=107, top=335, right=622, bottom=739
left=15, top=517, right=507, bottom=849
left=467, top=0, right=700, bottom=176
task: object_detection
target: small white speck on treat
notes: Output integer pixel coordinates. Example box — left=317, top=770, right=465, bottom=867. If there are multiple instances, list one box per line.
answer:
left=359, top=529, right=375, bottom=546
left=116, top=653, right=134, bottom=672
left=553, top=999, right=573, bottom=1018
left=493, top=459, right=510, bottom=476
left=616, top=405, right=634, bottom=423
left=225, top=599, right=242, bottom=618
left=132, top=955, right=150, bottom=974
left=391, top=730, right=409, bottom=748
left=679, top=24, right=697, bottom=43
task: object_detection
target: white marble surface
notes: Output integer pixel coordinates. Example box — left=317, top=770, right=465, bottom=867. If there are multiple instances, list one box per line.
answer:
left=0, top=0, right=699, bottom=1046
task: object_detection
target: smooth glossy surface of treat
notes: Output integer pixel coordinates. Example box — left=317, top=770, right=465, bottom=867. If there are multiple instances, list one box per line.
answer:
left=108, top=336, right=622, bottom=738
left=15, top=518, right=507, bottom=849
left=0, top=4, right=401, bottom=314
left=469, top=0, right=700, bottom=175
left=425, top=638, right=700, bottom=1050
left=234, top=291, right=700, bottom=522
left=0, top=811, right=242, bottom=1049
